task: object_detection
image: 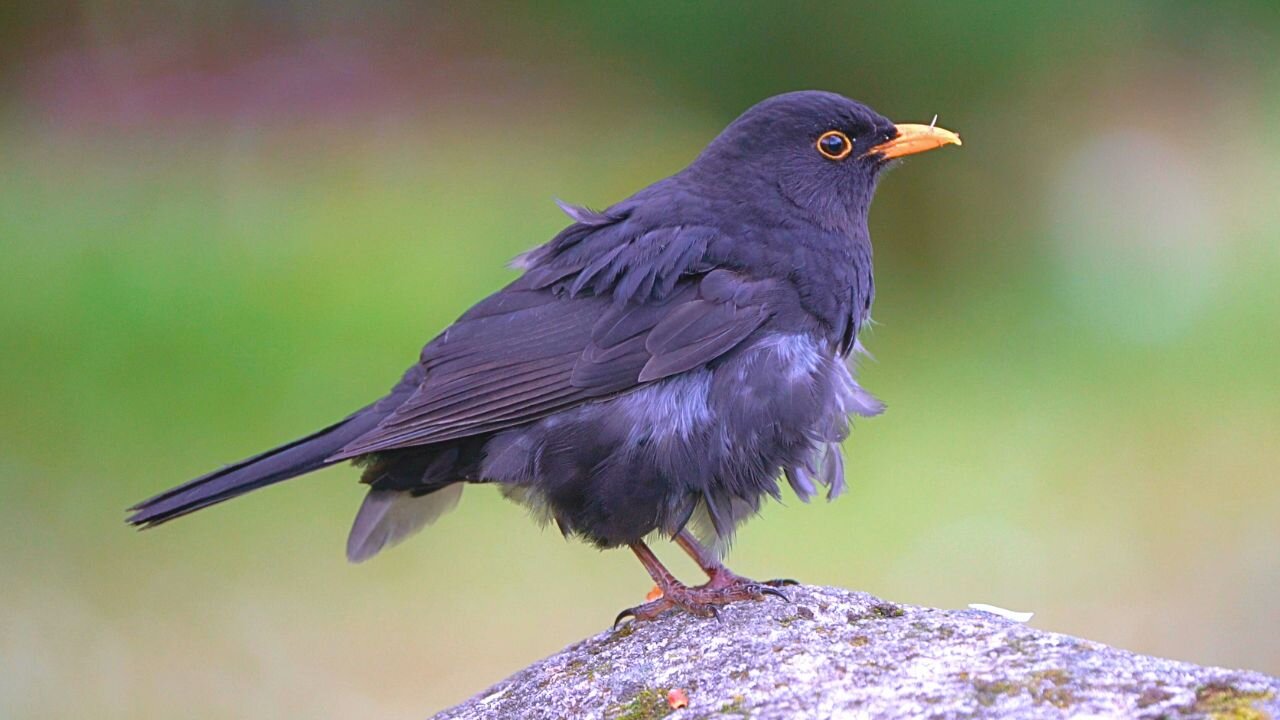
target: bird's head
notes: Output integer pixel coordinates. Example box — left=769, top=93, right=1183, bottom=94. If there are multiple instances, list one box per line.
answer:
left=686, top=90, right=961, bottom=232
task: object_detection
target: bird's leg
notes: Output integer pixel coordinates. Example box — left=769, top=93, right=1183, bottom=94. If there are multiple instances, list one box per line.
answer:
left=614, top=541, right=717, bottom=626
left=674, top=530, right=799, bottom=592
left=614, top=536, right=799, bottom=627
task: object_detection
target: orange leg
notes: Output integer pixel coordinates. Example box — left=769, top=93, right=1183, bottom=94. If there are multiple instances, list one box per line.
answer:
left=674, top=530, right=799, bottom=589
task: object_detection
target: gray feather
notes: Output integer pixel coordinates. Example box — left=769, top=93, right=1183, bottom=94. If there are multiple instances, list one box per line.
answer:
left=346, top=484, right=463, bottom=563
left=820, top=443, right=847, bottom=500
left=785, top=466, right=817, bottom=502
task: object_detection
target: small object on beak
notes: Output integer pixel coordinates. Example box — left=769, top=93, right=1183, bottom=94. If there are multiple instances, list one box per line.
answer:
left=867, top=122, right=962, bottom=160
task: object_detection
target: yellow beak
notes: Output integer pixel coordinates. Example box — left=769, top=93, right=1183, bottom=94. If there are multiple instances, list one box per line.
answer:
left=867, top=122, right=962, bottom=160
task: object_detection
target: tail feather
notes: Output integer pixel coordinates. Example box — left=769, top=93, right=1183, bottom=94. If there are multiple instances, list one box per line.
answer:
left=127, top=409, right=381, bottom=528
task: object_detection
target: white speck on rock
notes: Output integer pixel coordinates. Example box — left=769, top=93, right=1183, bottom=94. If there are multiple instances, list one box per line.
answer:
left=969, top=603, right=1036, bottom=623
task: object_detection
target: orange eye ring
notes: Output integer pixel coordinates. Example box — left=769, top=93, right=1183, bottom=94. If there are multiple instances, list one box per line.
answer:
left=816, top=130, right=853, bottom=160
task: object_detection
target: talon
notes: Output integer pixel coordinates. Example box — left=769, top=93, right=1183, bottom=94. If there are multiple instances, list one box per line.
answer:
left=760, top=586, right=790, bottom=602
left=708, top=605, right=721, bottom=622
left=614, top=609, right=635, bottom=628
left=766, top=578, right=800, bottom=587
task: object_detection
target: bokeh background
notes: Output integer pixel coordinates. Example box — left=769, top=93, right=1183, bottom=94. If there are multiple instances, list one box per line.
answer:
left=2, top=2, right=1279, bottom=718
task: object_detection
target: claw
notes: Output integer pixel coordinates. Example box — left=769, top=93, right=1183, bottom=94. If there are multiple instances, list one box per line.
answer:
left=759, top=585, right=790, bottom=602
left=708, top=605, right=721, bottom=622
left=613, top=609, right=635, bottom=628
left=765, top=578, right=800, bottom=587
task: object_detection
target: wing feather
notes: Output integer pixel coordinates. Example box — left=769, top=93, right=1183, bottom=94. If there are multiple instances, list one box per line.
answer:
left=331, top=270, right=777, bottom=459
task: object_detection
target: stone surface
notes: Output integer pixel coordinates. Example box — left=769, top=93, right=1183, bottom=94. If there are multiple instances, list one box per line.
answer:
left=433, top=585, right=1278, bottom=720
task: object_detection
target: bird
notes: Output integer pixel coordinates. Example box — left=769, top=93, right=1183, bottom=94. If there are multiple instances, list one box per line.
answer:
left=127, top=90, right=960, bottom=623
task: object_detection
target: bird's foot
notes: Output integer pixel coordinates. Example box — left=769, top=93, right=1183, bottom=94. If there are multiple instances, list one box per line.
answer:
left=704, top=568, right=799, bottom=592
left=614, top=575, right=791, bottom=627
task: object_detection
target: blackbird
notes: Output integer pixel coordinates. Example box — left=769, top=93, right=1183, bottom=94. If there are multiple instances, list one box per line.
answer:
left=128, top=91, right=960, bottom=623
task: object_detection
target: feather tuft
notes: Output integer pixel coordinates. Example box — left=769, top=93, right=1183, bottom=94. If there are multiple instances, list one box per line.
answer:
left=346, top=485, right=463, bottom=563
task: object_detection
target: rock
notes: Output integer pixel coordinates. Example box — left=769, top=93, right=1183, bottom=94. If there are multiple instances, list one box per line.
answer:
left=432, top=585, right=1278, bottom=719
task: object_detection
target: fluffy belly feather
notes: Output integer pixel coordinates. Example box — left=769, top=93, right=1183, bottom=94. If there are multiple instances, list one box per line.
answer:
left=479, top=334, right=883, bottom=548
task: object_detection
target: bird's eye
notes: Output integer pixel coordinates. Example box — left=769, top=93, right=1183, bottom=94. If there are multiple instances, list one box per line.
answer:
left=816, top=130, right=853, bottom=160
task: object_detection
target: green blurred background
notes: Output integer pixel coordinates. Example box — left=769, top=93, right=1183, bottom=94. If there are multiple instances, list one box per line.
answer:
left=2, top=2, right=1278, bottom=718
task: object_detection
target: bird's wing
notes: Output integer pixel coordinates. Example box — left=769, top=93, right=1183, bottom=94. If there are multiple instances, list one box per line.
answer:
left=329, top=269, right=775, bottom=458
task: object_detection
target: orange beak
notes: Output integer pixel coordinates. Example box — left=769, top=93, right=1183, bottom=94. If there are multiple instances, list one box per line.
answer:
left=867, top=122, right=962, bottom=160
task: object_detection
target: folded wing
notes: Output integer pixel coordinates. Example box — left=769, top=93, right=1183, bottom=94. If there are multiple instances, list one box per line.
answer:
left=329, top=270, right=775, bottom=458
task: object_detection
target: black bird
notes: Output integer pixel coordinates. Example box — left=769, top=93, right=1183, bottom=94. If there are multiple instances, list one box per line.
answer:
left=128, top=91, right=960, bottom=622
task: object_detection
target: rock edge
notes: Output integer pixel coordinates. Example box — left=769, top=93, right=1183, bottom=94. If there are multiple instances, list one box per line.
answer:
left=434, top=585, right=1278, bottom=720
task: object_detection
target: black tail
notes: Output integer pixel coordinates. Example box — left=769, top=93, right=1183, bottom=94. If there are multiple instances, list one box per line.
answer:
left=127, top=408, right=381, bottom=528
